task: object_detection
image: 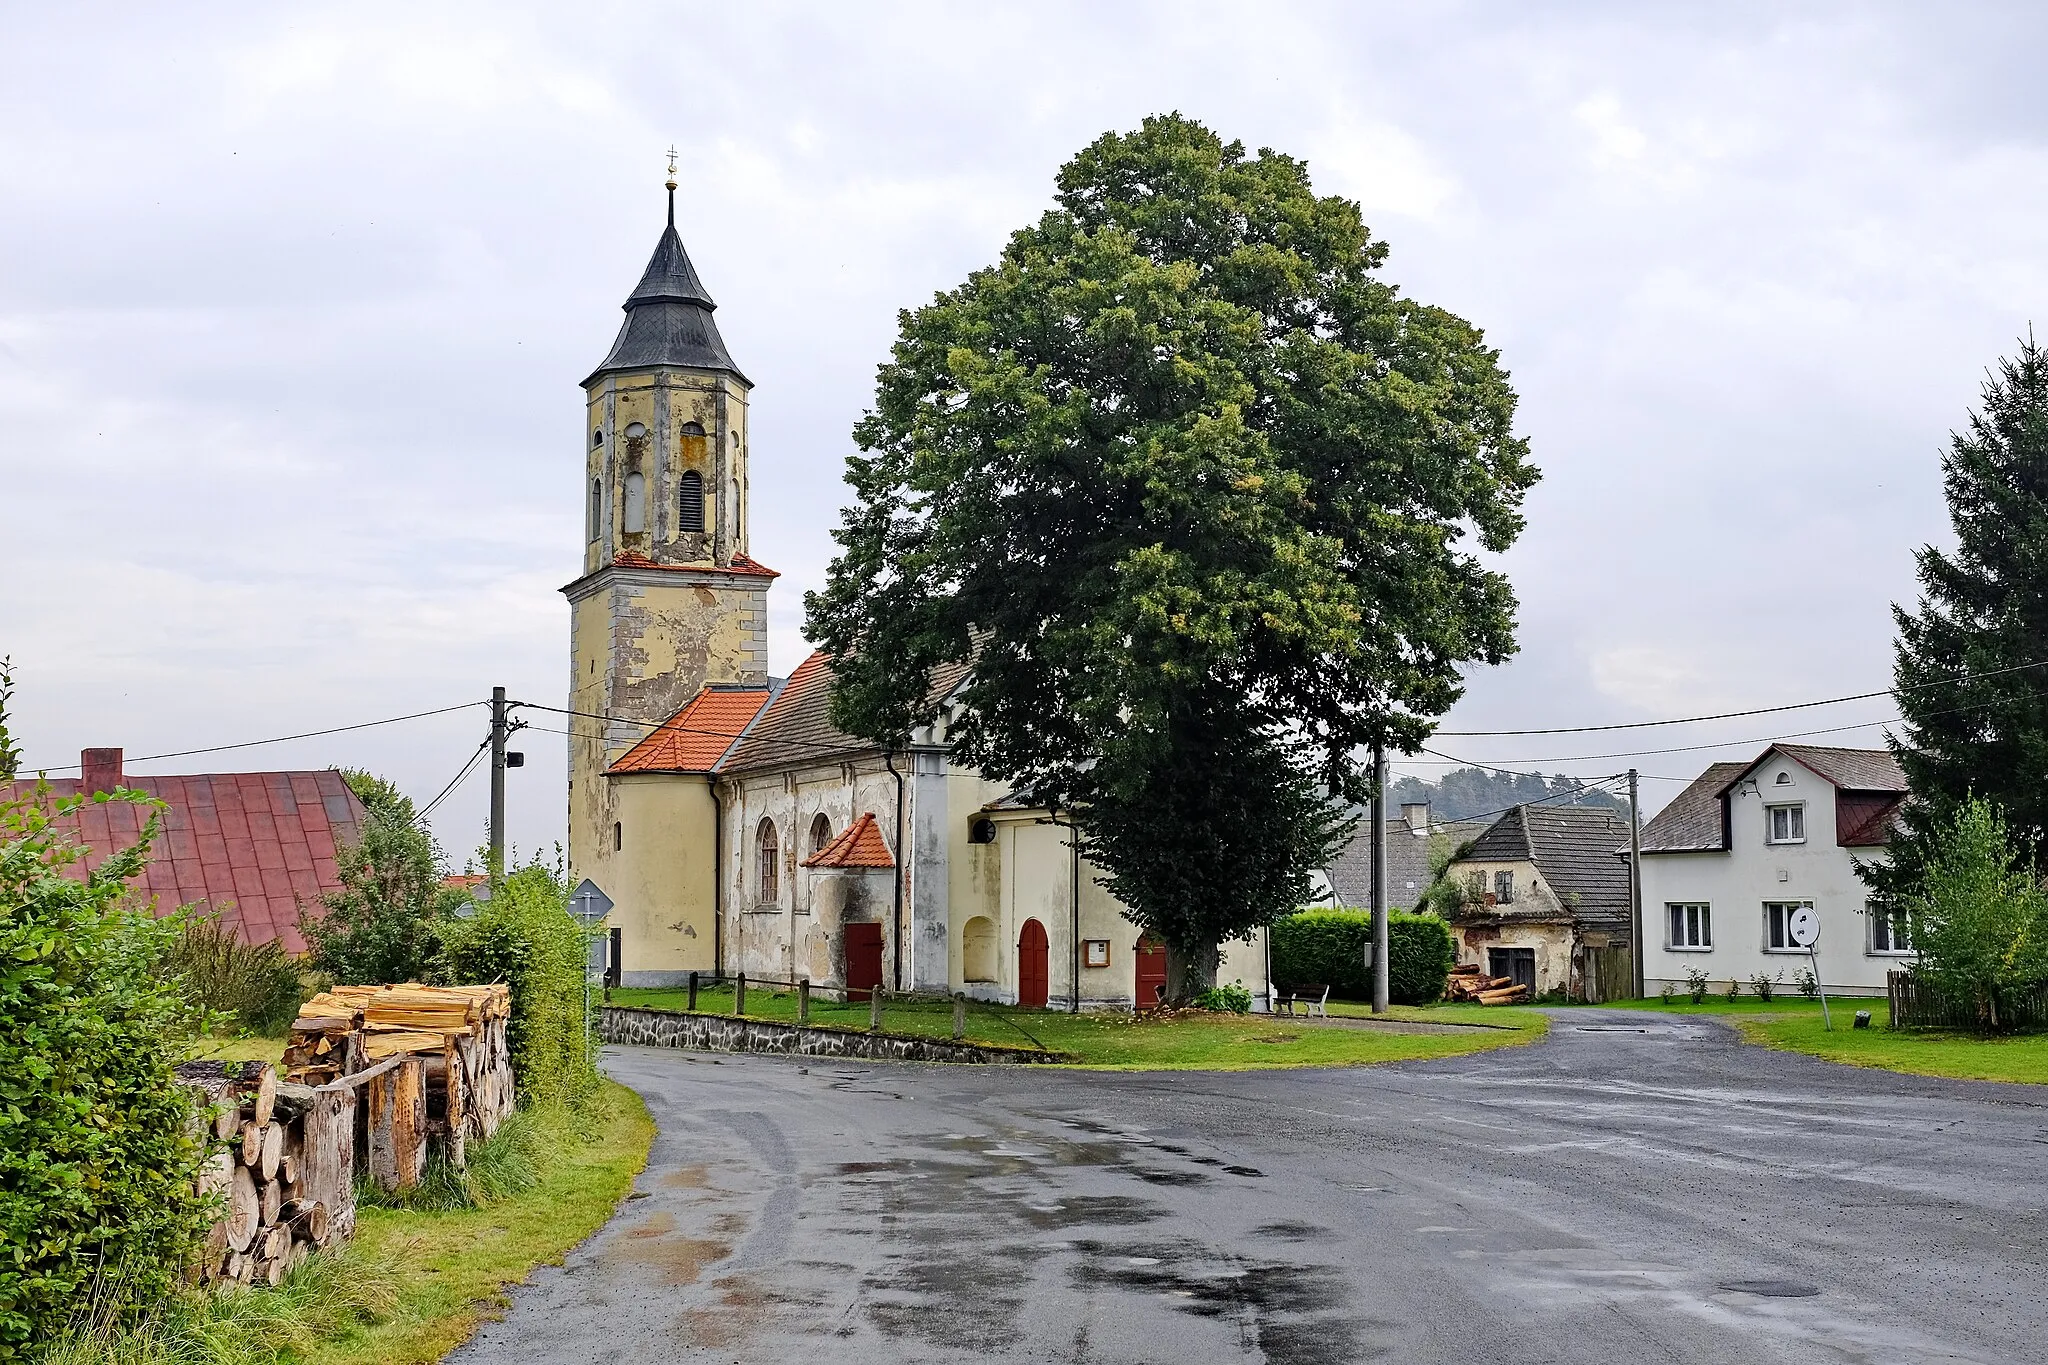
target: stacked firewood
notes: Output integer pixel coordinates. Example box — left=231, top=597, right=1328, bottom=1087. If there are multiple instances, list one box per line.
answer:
left=285, top=983, right=515, bottom=1162
left=1445, top=963, right=1532, bottom=1005
left=176, top=1059, right=353, bottom=1287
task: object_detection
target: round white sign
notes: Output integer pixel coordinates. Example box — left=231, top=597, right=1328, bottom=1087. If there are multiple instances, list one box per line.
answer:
left=1789, top=905, right=1821, bottom=948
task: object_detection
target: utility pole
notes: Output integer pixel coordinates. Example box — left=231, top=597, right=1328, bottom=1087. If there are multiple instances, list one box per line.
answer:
left=1371, top=741, right=1389, bottom=1014
left=489, top=686, right=509, bottom=878
left=1628, top=767, right=1644, bottom=1000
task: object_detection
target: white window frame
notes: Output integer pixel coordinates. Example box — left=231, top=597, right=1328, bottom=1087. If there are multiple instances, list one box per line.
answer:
left=1667, top=902, right=1713, bottom=951
left=1869, top=903, right=1912, bottom=956
left=1765, top=803, right=1806, bottom=845
left=1762, top=900, right=1811, bottom=953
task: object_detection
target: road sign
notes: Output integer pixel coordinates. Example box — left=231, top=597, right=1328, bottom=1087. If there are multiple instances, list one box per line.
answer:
left=1789, top=904, right=1820, bottom=948
left=568, top=878, right=614, bottom=926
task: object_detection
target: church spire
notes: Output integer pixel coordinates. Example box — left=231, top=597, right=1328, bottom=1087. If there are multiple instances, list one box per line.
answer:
left=583, top=156, right=746, bottom=386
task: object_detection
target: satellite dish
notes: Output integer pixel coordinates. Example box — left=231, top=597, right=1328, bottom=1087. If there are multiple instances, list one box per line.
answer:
left=1789, top=904, right=1820, bottom=948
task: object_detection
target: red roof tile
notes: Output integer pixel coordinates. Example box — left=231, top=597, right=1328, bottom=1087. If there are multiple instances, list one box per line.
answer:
left=607, top=686, right=773, bottom=774
left=801, top=812, right=896, bottom=869
left=0, top=769, right=366, bottom=953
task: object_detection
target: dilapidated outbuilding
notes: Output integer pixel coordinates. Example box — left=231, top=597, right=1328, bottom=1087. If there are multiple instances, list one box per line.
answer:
left=1443, top=803, right=1632, bottom=999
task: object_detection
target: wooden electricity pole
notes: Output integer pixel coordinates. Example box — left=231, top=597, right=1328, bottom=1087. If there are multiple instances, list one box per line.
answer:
left=1371, top=741, right=1389, bottom=1014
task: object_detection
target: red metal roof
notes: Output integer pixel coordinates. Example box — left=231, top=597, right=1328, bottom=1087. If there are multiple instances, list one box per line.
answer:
left=2, top=770, right=366, bottom=954
left=801, top=811, right=896, bottom=869
left=606, top=687, right=773, bottom=774
left=611, top=550, right=780, bottom=579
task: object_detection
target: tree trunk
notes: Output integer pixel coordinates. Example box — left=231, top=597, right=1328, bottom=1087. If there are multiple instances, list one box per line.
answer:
left=1164, top=941, right=1221, bottom=1003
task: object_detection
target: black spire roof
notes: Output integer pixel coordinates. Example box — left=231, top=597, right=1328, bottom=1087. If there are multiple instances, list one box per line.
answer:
left=584, top=195, right=747, bottom=387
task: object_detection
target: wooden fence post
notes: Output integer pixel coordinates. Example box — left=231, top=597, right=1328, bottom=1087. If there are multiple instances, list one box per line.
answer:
left=953, top=994, right=966, bottom=1040
left=368, top=1057, right=427, bottom=1192
left=870, top=988, right=884, bottom=1033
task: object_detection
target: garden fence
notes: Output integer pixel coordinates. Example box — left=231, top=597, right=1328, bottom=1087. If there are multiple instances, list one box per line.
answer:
left=1886, top=970, right=2048, bottom=1032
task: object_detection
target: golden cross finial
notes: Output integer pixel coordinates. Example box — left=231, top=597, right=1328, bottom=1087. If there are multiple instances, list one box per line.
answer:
left=664, top=146, right=679, bottom=192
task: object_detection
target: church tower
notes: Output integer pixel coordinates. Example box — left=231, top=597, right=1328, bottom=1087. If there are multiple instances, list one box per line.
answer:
left=564, top=164, right=774, bottom=889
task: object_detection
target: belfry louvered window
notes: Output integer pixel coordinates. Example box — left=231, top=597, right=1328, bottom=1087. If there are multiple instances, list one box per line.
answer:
left=678, top=469, right=705, bottom=532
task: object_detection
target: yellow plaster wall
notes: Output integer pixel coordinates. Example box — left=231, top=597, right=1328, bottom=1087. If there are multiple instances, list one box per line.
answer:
left=596, top=775, right=720, bottom=981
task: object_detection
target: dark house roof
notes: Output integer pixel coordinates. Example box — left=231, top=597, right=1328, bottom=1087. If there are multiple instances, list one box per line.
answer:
left=1641, top=745, right=1908, bottom=854
left=4, top=762, right=366, bottom=954
left=719, top=651, right=871, bottom=773
left=1454, top=803, right=1633, bottom=926
left=584, top=200, right=747, bottom=387
left=1326, top=817, right=1492, bottom=911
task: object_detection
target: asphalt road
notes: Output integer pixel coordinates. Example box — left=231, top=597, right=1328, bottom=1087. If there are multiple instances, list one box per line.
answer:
left=449, top=1010, right=2048, bottom=1364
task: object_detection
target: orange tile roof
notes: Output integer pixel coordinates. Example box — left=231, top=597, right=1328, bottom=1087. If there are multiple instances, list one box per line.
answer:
left=801, top=811, right=896, bottom=869
left=606, top=687, right=773, bottom=774
left=611, top=550, right=780, bottom=579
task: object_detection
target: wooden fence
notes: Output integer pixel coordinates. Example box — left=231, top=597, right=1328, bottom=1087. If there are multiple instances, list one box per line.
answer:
left=1886, top=970, right=2048, bottom=1032
left=1584, top=946, right=1636, bottom=1003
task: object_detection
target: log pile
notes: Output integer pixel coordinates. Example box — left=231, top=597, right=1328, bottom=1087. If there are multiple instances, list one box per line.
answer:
left=1445, top=963, right=1532, bottom=1005
left=175, top=1059, right=354, bottom=1287
left=285, top=983, right=515, bottom=1169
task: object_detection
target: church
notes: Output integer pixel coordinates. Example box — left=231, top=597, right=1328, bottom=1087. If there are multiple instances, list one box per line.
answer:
left=562, top=184, right=1271, bottom=1011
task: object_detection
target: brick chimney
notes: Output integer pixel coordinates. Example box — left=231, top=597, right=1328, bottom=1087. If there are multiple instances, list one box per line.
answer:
left=82, top=748, right=124, bottom=795
left=1401, top=800, right=1431, bottom=834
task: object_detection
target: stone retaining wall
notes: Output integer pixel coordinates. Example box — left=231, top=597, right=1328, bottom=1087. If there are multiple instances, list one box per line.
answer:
left=600, top=1006, right=1060, bottom=1065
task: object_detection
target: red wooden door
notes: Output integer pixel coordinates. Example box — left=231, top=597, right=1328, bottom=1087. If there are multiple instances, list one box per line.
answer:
left=845, top=922, right=884, bottom=1001
left=1134, top=933, right=1168, bottom=1011
left=1017, top=919, right=1050, bottom=1009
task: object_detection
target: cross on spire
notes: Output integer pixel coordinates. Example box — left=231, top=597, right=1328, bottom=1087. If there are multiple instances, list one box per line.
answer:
left=664, top=145, right=679, bottom=226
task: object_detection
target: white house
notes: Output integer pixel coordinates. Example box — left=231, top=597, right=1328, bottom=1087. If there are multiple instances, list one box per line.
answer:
left=1639, top=744, right=1910, bottom=997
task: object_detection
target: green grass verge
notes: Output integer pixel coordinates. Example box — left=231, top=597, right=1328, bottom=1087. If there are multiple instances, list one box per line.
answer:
left=1600, top=995, right=2048, bottom=1085
left=608, top=986, right=1547, bottom=1070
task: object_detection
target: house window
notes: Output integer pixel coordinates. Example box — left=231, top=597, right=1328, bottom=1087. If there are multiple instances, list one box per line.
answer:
left=678, top=469, right=705, bottom=532
left=1870, top=904, right=1912, bottom=955
left=757, top=818, right=780, bottom=903
left=1763, top=901, right=1811, bottom=952
left=1668, top=903, right=1712, bottom=950
left=1766, top=803, right=1805, bottom=844
left=809, top=813, right=832, bottom=856
left=1493, top=870, right=1514, bottom=905
left=613, top=822, right=622, bottom=851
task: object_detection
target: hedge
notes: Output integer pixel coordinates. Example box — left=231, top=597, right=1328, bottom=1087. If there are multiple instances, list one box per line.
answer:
left=1270, top=909, right=1456, bottom=1005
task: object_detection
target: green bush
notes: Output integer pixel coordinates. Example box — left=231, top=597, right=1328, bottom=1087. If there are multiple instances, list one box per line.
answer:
left=0, top=787, right=211, bottom=1356
left=1192, top=980, right=1252, bottom=1014
left=436, top=857, right=598, bottom=1110
left=1900, top=796, right=2048, bottom=1032
left=160, top=915, right=305, bottom=1037
left=1270, top=909, right=1456, bottom=1005
left=301, top=771, right=466, bottom=987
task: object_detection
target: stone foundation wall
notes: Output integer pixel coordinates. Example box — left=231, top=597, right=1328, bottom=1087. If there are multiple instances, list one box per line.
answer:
left=600, top=1005, right=1058, bottom=1065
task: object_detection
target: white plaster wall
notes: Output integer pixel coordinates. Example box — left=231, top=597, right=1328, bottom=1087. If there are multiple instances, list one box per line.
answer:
left=1641, top=761, right=1898, bottom=996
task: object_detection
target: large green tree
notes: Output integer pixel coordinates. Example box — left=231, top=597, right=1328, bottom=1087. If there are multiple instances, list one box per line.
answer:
left=301, top=770, right=465, bottom=985
left=807, top=114, right=1537, bottom=987
left=1869, top=335, right=2048, bottom=906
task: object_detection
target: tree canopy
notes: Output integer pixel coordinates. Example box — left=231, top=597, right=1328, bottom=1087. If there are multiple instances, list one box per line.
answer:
left=1870, top=335, right=2048, bottom=904
left=301, top=769, right=466, bottom=985
left=1388, top=767, right=1622, bottom=822
left=807, top=114, right=1536, bottom=981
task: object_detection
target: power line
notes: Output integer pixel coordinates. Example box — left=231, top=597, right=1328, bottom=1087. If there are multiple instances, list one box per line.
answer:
left=1435, top=657, right=2048, bottom=737
left=510, top=698, right=878, bottom=760
left=418, top=737, right=493, bottom=822
left=22, top=701, right=489, bottom=774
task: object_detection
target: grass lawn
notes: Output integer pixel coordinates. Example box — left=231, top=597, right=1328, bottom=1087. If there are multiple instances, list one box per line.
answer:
left=185, top=1034, right=288, bottom=1066
left=304, top=1081, right=653, bottom=1365
left=608, top=985, right=1547, bottom=1070
left=1603, top=995, right=2048, bottom=1085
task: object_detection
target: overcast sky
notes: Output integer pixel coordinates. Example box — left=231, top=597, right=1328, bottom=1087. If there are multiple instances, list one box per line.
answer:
left=3, top=1, right=2042, bottom=853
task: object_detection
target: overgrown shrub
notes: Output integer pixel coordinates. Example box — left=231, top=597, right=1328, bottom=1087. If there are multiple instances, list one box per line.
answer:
left=1192, top=980, right=1252, bottom=1014
left=302, top=771, right=466, bottom=987
left=436, top=857, right=598, bottom=1109
left=1898, top=796, right=2048, bottom=1032
left=1270, top=909, right=1457, bottom=1005
left=0, top=787, right=211, bottom=1356
left=160, top=915, right=305, bottom=1037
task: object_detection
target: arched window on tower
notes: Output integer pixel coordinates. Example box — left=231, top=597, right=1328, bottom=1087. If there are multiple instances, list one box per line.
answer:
left=809, top=813, right=832, bottom=856
left=623, top=471, right=646, bottom=533
left=588, top=477, right=602, bottom=542
left=757, top=818, right=780, bottom=903
left=678, top=469, right=705, bottom=533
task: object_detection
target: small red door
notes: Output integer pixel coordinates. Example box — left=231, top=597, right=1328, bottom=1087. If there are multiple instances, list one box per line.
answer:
left=1017, top=919, right=1049, bottom=1009
left=845, top=922, right=884, bottom=1001
left=1135, top=933, right=1168, bottom=1011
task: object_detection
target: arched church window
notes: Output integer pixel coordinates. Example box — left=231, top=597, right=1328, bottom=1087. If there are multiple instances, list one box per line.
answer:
left=588, top=478, right=602, bottom=542
left=678, top=470, right=705, bottom=532
left=757, top=818, right=780, bottom=903
left=624, top=421, right=647, bottom=440
left=623, top=472, right=646, bottom=533
left=592, top=429, right=603, bottom=448
left=809, top=813, right=832, bottom=856
left=679, top=421, right=705, bottom=437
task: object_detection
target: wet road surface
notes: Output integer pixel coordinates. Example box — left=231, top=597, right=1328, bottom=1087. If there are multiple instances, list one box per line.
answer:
left=449, top=1010, right=2048, bottom=1363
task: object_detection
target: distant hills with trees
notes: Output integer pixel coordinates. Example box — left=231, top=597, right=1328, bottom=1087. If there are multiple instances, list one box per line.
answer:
left=1388, top=767, right=1624, bottom=822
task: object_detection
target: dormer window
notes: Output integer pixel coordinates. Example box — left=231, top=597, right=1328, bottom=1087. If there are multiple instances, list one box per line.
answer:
left=1775, top=772, right=1793, bottom=785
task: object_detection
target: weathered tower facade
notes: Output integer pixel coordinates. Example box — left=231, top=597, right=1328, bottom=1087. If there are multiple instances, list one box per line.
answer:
left=564, top=178, right=773, bottom=894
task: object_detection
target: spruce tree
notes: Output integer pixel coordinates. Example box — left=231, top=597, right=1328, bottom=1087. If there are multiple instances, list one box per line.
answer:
left=1871, top=334, right=2048, bottom=904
